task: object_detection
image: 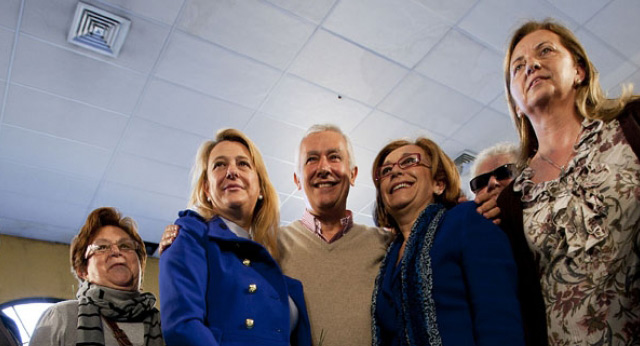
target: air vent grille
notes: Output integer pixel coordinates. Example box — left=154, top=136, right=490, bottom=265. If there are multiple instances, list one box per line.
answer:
left=67, top=2, right=130, bottom=57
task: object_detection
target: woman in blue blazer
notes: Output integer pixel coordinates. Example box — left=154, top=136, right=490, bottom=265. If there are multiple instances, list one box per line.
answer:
left=370, top=137, right=524, bottom=346
left=159, top=128, right=311, bottom=346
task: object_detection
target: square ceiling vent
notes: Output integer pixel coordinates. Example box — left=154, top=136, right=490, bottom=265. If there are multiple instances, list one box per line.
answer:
left=67, top=2, right=131, bottom=58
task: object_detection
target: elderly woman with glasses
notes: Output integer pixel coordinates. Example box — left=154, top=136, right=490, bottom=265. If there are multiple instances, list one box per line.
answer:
left=370, top=137, right=524, bottom=346
left=30, top=207, right=163, bottom=346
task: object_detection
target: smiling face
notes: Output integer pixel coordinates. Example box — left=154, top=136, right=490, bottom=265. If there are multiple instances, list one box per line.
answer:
left=508, top=29, right=584, bottom=116
left=80, top=225, right=141, bottom=291
left=294, top=131, right=357, bottom=216
left=204, top=140, right=261, bottom=225
left=378, top=144, right=443, bottom=223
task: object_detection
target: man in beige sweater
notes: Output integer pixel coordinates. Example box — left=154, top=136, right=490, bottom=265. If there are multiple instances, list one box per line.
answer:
left=279, top=124, right=390, bottom=346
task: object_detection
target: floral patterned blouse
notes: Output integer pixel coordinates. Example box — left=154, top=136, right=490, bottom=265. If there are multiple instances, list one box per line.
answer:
left=514, top=118, right=640, bottom=345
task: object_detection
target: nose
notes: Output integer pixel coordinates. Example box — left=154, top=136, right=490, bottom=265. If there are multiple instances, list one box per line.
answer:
left=316, top=156, right=331, bottom=175
left=226, top=164, right=239, bottom=179
left=526, top=59, right=540, bottom=75
left=486, top=175, right=501, bottom=193
left=108, top=244, right=122, bottom=256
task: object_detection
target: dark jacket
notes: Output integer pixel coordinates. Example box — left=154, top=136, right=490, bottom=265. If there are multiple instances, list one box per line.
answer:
left=496, top=98, right=640, bottom=346
left=372, top=202, right=524, bottom=346
left=159, top=210, right=312, bottom=346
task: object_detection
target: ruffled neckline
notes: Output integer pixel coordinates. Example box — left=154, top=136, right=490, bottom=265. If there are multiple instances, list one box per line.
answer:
left=514, top=118, right=610, bottom=256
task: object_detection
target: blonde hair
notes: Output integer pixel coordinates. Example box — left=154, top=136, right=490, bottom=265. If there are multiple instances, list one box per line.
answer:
left=504, top=18, right=637, bottom=164
left=372, top=137, right=461, bottom=230
left=70, top=207, right=146, bottom=286
left=189, top=128, right=280, bottom=260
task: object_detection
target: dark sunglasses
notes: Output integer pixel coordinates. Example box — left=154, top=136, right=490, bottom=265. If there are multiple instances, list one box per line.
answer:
left=469, top=163, right=516, bottom=193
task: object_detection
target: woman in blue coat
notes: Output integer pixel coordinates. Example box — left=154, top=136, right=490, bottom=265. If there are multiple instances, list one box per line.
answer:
left=370, top=137, right=524, bottom=346
left=159, top=128, right=311, bottom=346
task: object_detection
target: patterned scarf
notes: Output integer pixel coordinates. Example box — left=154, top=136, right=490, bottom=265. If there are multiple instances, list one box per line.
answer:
left=76, top=281, right=163, bottom=346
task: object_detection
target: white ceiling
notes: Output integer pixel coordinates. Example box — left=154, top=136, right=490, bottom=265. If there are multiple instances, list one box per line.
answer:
left=1, top=0, right=639, bottom=247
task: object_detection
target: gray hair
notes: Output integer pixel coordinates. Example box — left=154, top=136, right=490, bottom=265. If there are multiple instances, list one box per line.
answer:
left=470, top=142, right=519, bottom=177
left=294, top=124, right=356, bottom=174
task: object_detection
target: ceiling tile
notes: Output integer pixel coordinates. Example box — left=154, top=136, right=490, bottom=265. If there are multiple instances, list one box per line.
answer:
left=102, top=0, right=185, bottom=25
left=92, top=181, right=186, bottom=223
left=243, top=114, right=305, bottom=162
left=0, top=0, right=20, bottom=29
left=0, top=125, right=112, bottom=179
left=11, top=35, right=146, bottom=114
left=351, top=145, right=378, bottom=187
left=353, top=212, right=376, bottom=227
left=415, top=29, right=503, bottom=104
left=575, top=28, right=638, bottom=92
left=155, top=31, right=281, bottom=109
left=378, top=72, right=483, bottom=137
left=105, top=152, right=191, bottom=199
left=21, top=0, right=171, bottom=74
left=0, top=217, right=77, bottom=244
left=413, top=0, right=476, bottom=24
left=0, top=28, right=13, bottom=81
left=289, top=29, right=408, bottom=105
left=349, top=110, right=444, bottom=153
left=585, top=0, right=640, bottom=65
left=620, top=68, right=640, bottom=93
left=0, top=159, right=99, bottom=205
left=346, top=184, right=376, bottom=214
left=263, top=156, right=297, bottom=195
left=261, top=75, right=372, bottom=133
left=279, top=195, right=306, bottom=223
left=323, top=0, right=450, bottom=67
left=178, top=0, right=315, bottom=69
left=0, top=190, right=88, bottom=230
left=546, top=0, right=611, bottom=24
left=266, top=0, right=336, bottom=23
left=489, top=92, right=510, bottom=116
left=451, top=107, right=519, bottom=152
left=119, top=117, right=206, bottom=168
left=136, top=79, right=254, bottom=138
left=3, top=85, right=128, bottom=149
left=130, top=213, right=174, bottom=243
left=440, top=138, right=472, bottom=159
left=458, top=0, right=577, bottom=51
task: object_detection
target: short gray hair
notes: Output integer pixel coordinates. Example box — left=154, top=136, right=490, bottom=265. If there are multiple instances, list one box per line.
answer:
left=470, top=142, right=519, bottom=177
left=295, top=124, right=356, bottom=174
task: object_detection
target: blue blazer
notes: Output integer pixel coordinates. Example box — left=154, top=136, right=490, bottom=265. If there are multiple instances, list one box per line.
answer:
left=373, top=202, right=524, bottom=346
left=159, top=210, right=311, bottom=346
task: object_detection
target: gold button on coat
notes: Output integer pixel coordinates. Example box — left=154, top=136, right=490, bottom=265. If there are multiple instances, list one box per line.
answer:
left=242, top=259, right=251, bottom=266
left=245, top=318, right=254, bottom=329
left=248, top=284, right=257, bottom=293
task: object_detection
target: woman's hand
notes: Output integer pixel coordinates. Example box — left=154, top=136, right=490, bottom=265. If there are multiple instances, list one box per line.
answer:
left=474, top=190, right=502, bottom=225
left=159, top=225, right=180, bottom=255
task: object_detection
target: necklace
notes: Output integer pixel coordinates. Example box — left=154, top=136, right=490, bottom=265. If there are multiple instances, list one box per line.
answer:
left=537, top=153, right=568, bottom=176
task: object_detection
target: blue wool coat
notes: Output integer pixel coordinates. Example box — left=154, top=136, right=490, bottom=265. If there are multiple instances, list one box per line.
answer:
left=159, top=210, right=311, bottom=346
left=372, top=202, right=525, bottom=346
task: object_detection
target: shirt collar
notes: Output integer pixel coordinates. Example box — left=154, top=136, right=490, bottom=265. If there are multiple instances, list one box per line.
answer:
left=219, top=216, right=252, bottom=239
left=300, top=209, right=354, bottom=243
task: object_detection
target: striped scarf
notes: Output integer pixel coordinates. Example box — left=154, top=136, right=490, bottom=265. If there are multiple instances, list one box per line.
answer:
left=76, top=281, right=164, bottom=346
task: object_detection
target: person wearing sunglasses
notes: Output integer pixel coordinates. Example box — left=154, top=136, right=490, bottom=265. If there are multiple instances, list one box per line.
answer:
left=470, top=143, right=519, bottom=196
left=370, top=137, right=524, bottom=346
left=30, top=207, right=163, bottom=346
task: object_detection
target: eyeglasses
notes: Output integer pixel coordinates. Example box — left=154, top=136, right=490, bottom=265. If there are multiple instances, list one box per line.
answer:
left=469, top=163, right=516, bottom=193
left=84, top=239, right=139, bottom=259
left=375, top=153, right=431, bottom=180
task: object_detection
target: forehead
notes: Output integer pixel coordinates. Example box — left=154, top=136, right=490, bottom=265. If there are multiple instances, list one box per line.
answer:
left=209, top=140, right=251, bottom=160
left=512, top=29, right=563, bottom=58
left=92, top=225, right=130, bottom=241
left=386, top=144, right=427, bottom=162
left=300, top=131, right=347, bottom=154
left=476, top=154, right=514, bottom=176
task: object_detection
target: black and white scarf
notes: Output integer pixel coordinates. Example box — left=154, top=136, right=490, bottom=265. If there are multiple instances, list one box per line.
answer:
left=76, top=281, right=164, bottom=346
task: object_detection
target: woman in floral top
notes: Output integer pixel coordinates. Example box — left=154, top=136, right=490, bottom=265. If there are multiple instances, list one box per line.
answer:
left=497, top=19, right=640, bottom=345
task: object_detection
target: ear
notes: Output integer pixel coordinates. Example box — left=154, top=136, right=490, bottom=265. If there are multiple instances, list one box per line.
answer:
left=433, top=180, right=446, bottom=196
left=576, top=63, right=586, bottom=85
left=293, top=172, right=302, bottom=190
left=514, top=105, right=524, bottom=119
left=349, top=166, right=358, bottom=186
left=203, top=179, right=211, bottom=201
left=76, top=267, right=88, bottom=281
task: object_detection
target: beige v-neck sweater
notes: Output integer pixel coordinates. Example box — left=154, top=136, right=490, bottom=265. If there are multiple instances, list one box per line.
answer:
left=279, top=221, right=391, bottom=346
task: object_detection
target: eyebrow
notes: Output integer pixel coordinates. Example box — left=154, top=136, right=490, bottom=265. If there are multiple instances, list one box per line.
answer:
left=511, top=41, right=553, bottom=66
left=305, top=148, right=341, bottom=156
